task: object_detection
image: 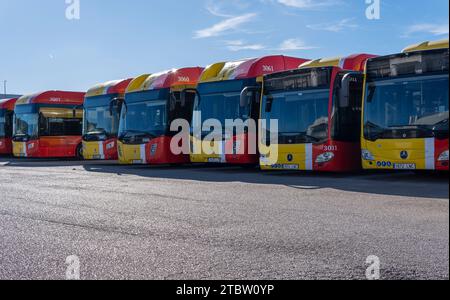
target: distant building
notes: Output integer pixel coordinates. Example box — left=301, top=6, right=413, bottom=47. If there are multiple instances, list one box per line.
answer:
left=0, top=94, right=21, bottom=99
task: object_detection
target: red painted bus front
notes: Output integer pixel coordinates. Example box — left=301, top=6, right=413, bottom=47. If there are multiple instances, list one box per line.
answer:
left=12, top=91, right=85, bottom=158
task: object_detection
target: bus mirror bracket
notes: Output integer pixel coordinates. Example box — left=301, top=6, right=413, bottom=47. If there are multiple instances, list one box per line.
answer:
left=110, top=97, right=124, bottom=115
left=339, top=72, right=360, bottom=108
left=240, top=86, right=260, bottom=107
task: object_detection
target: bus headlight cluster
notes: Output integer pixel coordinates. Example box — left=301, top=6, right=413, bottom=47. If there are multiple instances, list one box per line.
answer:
left=106, top=142, right=115, bottom=150
left=362, top=149, right=375, bottom=161
left=438, top=150, right=449, bottom=162
left=315, top=152, right=335, bottom=164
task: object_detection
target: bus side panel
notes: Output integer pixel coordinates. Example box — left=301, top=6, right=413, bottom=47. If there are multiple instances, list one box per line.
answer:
left=0, top=138, right=12, bottom=154
left=37, top=136, right=82, bottom=158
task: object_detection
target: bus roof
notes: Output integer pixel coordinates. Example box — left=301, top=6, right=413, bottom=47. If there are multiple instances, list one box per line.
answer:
left=299, top=54, right=377, bottom=72
left=0, top=98, right=18, bottom=110
left=16, top=91, right=85, bottom=106
left=199, top=55, right=309, bottom=83
left=403, top=39, right=449, bottom=53
left=86, top=78, right=133, bottom=98
left=126, top=67, right=204, bottom=94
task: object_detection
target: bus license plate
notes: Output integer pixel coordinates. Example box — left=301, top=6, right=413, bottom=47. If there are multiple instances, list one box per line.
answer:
left=208, top=158, right=222, bottom=163
left=132, top=160, right=143, bottom=164
left=394, top=163, right=416, bottom=170
left=93, top=155, right=102, bottom=160
left=272, top=164, right=300, bottom=170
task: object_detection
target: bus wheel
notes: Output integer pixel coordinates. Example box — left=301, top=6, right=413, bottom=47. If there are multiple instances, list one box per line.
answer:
left=76, top=144, right=84, bottom=160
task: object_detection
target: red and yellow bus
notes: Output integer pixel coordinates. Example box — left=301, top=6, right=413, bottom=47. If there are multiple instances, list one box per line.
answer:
left=361, top=39, right=449, bottom=171
left=12, top=91, right=85, bottom=158
left=259, top=54, right=377, bottom=172
left=189, top=56, right=308, bottom=166
left=118, top=67, right=203, bottom=165
left=0, top=98, right=18, bottom=155
left=83, top=79, right=132, bottom=160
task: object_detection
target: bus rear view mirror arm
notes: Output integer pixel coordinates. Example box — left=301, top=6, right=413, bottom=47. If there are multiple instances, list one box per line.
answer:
left=240, top=86, right=260, bottom=108
left=110, top=97, right=124, bottom=116
left=339, top=72, right=363, bottom=108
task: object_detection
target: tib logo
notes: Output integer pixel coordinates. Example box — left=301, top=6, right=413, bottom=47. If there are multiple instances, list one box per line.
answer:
left=65, top=0, right=80, bottom=20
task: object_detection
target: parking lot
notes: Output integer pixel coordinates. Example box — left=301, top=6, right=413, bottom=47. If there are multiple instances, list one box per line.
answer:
left=0, top=157, right=448, bottom=280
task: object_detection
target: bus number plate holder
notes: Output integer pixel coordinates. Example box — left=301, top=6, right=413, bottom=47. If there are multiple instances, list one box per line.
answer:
left=393, top=163, right=416, bottom=170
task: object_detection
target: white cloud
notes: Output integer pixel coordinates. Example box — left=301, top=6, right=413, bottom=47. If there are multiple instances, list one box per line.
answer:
left=404, top=23, right=449, bottom=37
left=277, top=38, right=318, bottom=51
left=307, top=18, right=358, bottom=32
left=194, top=13, right=257, bottom=39
left=225, top=40, right=266, bottom=51
left=277, top=0, right=339, bottom=9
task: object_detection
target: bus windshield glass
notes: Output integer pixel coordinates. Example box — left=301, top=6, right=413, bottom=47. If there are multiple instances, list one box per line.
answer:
left=14, top=113, right=39, bottom=140
left=261, top=68, right=331, bottom=144
left=84, top=100, right=121, bottom=140
left=262, top=89, right=329, bottom=143
left=118, top=100, right=168, bottom=141
left=364, top=74, right=449, bottom=140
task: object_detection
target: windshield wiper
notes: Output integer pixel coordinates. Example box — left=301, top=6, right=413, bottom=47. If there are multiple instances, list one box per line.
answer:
left=120, top=130, right=157, bottom=139
left=280, top=132, right=321, bottom=143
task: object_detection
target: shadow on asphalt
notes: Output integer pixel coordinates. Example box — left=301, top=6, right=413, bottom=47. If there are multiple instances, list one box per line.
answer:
left=1, top=156, right=449, bottom=200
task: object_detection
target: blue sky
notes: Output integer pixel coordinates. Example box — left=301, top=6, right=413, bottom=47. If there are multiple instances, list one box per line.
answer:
left=0, top=0, right=448, bottom=94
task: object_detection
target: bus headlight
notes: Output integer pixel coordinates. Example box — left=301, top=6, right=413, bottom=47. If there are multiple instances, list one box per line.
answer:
left=362, top=149, right=375, bottom=161
left=316, top=152, right=335, bottom=164
left=106, top=142, right=115, bottom=150
left=438, top=150, right=449, bottom=162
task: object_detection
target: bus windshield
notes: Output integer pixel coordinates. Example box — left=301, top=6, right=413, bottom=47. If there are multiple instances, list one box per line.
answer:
left=84, top=105, right=120, bottom=140
left=118, top=100, right=168, bottom=142
left=14, top=113, right=39, bottom=140
left=193, top=91, right=250, bottom=134
left=364, top=74, right=449, bottom=140
left=261, top=89, right=329, bottom=144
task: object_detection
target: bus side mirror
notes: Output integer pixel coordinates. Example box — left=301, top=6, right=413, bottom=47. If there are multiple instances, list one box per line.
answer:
left=339, top=73, right=363, bottom=108
left=110, top=97, right=123, bottom=115
left=240, top=86, right=260, bottom=107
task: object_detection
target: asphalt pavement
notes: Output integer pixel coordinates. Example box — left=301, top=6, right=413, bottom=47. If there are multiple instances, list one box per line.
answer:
left=0, top=157, right=448, bottom=280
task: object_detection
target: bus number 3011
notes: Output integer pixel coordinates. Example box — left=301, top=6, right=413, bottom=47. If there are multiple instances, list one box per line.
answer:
left=323, top=145, right=338, bottom=152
